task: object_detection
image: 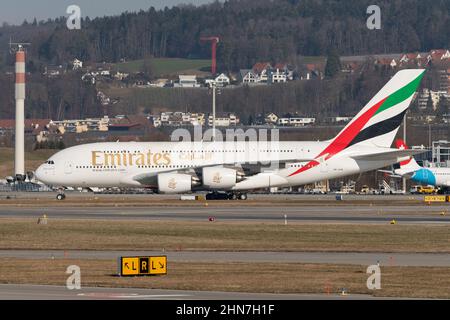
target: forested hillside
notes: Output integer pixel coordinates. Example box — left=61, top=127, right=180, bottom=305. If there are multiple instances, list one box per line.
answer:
left=0, top=0, right=449, bottom=71
left=0, top=0, right=448, bottom=121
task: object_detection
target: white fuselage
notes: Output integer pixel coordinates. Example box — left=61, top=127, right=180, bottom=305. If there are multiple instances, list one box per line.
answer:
left=35, top=141, right=407, bottom=191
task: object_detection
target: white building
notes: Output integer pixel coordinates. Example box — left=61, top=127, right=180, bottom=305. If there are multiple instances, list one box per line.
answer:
left=277, top=118, right=290, bottom=126
left=288, top=117, right=315, bottom=126
left=72, top=58, right=83, bottom=70
left=252, top=62, right=272, bottom=83
left=240, top=69, right=259, bottom=84
left=277, top=117, right=315, bottom=126
left=268, top=69, right=287, bottom=83
left=208, top=113, right=239, bottom=127
left=214, top=73, right=230, bottom=86
left=100, top=70, right=111, bottom=77
left=156, top=112, right=206, bottom=127
left=265, top=112, right=279, bottom=124
left=175, top=75, right=201, bottom=88
left=331, top=116, right=352, bottom=123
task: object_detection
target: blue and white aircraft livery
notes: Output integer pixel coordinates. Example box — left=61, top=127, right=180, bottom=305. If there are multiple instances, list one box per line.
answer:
left=395, top=140, right=450, bottom=189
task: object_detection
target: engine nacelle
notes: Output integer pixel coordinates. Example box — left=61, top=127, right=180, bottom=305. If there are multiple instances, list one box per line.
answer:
left=202, top=167, right=243, bottom=190
left=158, top=173, right=194, bottom=193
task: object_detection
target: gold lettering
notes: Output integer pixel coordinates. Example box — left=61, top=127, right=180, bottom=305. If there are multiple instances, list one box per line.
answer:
left=147, top=151, right=153, bottom=165
left=128, top=153, right=134, bottom=166
left=105, top=153, right=121, bottom=166
left=163, top=153, right=171, bottom=165
left=136, top=153, right=145, bottom=166
left=153, top=153, right=163, bottom=165
left=91, top=151, right=102, bottom=166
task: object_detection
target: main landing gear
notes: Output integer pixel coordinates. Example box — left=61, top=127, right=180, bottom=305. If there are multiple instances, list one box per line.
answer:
left=205, top=192, right=248, bottom=200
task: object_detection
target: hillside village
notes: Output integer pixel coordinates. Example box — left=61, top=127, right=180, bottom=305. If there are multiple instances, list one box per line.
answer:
left=1, top=48, right=449, bottom=149
left=37, top=49, right=450, bottom=106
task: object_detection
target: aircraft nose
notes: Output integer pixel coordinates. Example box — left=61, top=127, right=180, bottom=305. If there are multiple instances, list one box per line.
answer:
left=35, top=165, right=45, bottom=182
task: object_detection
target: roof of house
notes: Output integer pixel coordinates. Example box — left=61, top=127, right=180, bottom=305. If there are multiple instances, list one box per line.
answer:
left=240, top=69, right=256, bottom=78
left=430, top=49, right=450, bottom=61
left=376, top=58, right=397, bottom=65
left=0, top=119, right=51, bottom=129
left=274, top=63, right=288, bottom=70
left=252, top=62, right=272, bottom=73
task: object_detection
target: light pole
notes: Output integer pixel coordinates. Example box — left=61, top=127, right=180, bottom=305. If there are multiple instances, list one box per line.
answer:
left=212, top=81, right=216, bottom=141
left=402, top=112, right=407, bottom=193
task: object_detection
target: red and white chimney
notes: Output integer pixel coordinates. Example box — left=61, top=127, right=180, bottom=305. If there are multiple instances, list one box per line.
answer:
left=15, top=46, right=25, bottom=178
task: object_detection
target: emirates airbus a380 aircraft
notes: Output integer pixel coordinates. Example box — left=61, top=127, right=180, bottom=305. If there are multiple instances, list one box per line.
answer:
left=36, top=69, right=426, bottom=200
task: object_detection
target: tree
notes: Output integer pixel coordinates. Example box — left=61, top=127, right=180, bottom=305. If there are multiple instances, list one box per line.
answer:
left=324, top=49, right=341, bottom=78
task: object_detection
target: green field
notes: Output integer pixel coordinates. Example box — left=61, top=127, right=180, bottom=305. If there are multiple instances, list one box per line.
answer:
left=116, top=58, right=211, bottom=76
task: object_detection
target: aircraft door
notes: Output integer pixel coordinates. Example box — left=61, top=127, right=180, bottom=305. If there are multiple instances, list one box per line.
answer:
left=64, top=161, right=73, bottom=174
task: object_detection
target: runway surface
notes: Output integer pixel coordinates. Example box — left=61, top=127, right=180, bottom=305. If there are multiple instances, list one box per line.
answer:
left=0, top=284, right=390, bottom=300
left=1, top=250, right=449, bottom=266
left=0, top=205, right=449, bottom=224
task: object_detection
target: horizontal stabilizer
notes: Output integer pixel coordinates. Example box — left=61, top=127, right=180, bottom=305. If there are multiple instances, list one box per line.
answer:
left=350, top=149, right=425, bottom=161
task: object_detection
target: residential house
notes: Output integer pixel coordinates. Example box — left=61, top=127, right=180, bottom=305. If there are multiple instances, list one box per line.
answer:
left=0, top=119, right=51, bottom=135
left=399, top=52, right=430, bottom=67
left=49, top=117, right=109, bottom=134
left=268, top=68, right=287, bottom=83
left=239, top=69, right=258, bottom=84
left=265, top=113, right=279, bottom=124
left=208, top=113, right=239, bottom=127
left=215, top=73, right=230, bottom=86
left=154, top=112, right=206, bottom=127
left=72, top=58, right=83, bottom=70
left=429, top=49, right=450, bottom=62
left=276, top=118, right=290, bottom=126
left=287, top=117, right=315, bottom=126
left=99, top=70, right=111, bottom=77
left=174, top=75, right=201, bottom=88
left=375, top=58, right=398, bottom=68
left=276, top=115, right=315, bottom=126
left=114, top=72, right=129, bottom=81
left=300, top=64, right=323, bottom=80
left=399, top=53, right=423, bottom=64
left=186, top=113, right=205, bottom=126
left=150, top=79, right=169, bottom=87
left=252, top=62, right=272, bottom=83
left=330, top=116, right=352, bottom=124
left=274, top=63, right=294, bottom=80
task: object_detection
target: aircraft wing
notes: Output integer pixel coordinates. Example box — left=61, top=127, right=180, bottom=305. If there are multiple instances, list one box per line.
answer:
left=350, top=149, right=425, bottom=161
left=377, top=170, right=403, bottom=178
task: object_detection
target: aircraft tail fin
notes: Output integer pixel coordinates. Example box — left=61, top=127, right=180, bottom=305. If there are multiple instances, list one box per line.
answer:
left=328, top=69, right=425, bottom=151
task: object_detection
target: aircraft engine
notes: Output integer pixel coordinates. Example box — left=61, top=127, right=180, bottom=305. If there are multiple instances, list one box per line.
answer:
left=202, top=167, right=244, bottom=190
left=157, top=173, right=199, bottom=193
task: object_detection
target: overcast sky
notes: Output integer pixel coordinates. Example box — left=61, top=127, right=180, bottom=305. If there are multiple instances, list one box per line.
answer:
left=0, top=0, right=215, bottom=25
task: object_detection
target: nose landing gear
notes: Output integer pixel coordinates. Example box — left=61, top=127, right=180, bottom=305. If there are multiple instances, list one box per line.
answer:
left=56, top=188, right=66, bottom=200
left=56, top=193, right=66, bottom=200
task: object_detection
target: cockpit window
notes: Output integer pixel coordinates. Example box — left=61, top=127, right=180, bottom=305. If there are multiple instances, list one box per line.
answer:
left=45, top=160, right=55, bottom=165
